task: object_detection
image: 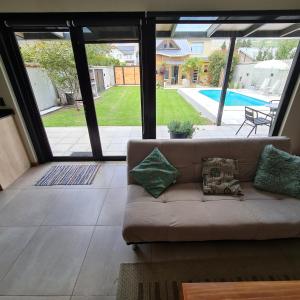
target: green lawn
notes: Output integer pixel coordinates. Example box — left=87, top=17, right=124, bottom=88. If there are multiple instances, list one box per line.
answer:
left=42, top=86, right=210, bottom=126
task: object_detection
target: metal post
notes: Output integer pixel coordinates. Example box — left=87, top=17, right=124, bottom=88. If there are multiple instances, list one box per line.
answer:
left=216, top=37, right=236, bottom=126
left=0, top=26, right=52, bottom=162
left=271, top=42, right=300, bottom=136
left=140, top=16, right=156, bottom=139
left=69, top=26, right=103, bottom=160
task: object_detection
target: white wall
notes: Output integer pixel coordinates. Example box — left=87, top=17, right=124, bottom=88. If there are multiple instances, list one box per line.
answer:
left=232, top=63, right=289, bottom=93
left=102, top=67, right=115, bottom=89
left=0, top=0, right=299, bottom=12
left=26, top=67, right=58, bottom=111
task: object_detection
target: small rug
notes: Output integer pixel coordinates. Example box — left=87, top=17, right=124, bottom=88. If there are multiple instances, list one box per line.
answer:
left=35, top=164, right=100, bottom=186
left=117, top=257, right=300, bottom=300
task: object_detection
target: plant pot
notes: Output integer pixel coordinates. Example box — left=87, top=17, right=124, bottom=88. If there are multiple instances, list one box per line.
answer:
left=170, top=132, right=189, bottom=139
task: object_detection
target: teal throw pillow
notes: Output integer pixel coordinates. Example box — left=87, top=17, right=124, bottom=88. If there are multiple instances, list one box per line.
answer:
left=254, top=144, right=300, bottom=199
left=130, top=147, right=179, bottom=198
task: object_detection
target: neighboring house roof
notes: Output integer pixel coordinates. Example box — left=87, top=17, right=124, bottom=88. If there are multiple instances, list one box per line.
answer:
left=238, top=47, right=277, bottom=60
left=156, top=39, right=191, bottom=57
left=115, top=45, right=135, bottom=55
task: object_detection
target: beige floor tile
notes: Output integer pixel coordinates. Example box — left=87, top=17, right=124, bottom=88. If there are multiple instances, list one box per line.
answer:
left=0, top=226, right=93, bottom=295
left=0, top=227, right=38, bottom=280
left=73, top=226, right=150, bottom=296
left=97, top=188, right=127, bottom=226
left=91, top=164, right=115, bottom=188
left=0, top=189, right=61, bottom=226
left=0, top=189, right=21, bottom=211
left=110, top=165, right=127, bottom=188
left=42, top=189, right=108, bottom=226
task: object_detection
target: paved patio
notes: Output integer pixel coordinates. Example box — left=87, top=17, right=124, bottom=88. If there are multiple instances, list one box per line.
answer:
left=46, top=125, right=269, bottom=156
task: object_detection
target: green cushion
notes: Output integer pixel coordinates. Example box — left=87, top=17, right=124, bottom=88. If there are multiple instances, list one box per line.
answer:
left=130, top=147, right=179, bottom=198
left=254, top=144, right=300, bottom=199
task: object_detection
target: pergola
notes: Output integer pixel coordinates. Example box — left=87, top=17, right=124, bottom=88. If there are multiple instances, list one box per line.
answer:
left=155, top=17, right=300, bottom=125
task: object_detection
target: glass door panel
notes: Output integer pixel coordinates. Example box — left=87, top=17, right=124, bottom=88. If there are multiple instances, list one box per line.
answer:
left=15, top=31, right=93, bottom=157
left=83, top=26, right=142, bottom=157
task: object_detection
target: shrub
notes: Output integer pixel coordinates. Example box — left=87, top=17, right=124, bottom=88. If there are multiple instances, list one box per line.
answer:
left=167, top=120, right=196, bottom=138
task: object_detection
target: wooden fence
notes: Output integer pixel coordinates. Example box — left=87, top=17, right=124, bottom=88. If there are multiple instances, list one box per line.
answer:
left=114, top=66, right=140, bottom=85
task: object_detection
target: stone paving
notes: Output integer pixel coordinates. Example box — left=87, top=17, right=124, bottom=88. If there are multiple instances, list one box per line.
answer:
left=45, top=125, right=269, bottom=157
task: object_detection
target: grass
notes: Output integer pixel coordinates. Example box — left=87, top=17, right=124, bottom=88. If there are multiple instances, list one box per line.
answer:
left=42, top=86, right=211, bottom=127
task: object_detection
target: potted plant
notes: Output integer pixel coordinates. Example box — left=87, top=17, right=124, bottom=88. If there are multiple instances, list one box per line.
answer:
left=167, top=120, right=197, bottom=139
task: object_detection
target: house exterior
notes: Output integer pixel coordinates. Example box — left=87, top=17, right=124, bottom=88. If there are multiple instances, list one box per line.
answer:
left=156, top=38, right=222, bottom=86
left=110, top=44, right=139, bottom=66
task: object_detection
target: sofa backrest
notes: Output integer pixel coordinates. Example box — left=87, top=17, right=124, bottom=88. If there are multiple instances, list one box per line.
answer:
left=127, top=137, right=291, bottom=184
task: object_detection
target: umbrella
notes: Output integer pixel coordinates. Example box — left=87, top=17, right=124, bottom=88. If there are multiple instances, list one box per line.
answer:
left=254, top=60, right=289, bottom=70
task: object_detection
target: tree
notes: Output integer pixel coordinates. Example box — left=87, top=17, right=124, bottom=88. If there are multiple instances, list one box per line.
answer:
left=208, top=50, right=239, bottom=87
left=182, top=57, right=204, bottom=83
left=256, top=48, right=274, bottom=61
left=221, top=41, right=226, bottom=50
left=20, top=41, right=122, bottom=100
left=85, top=44, right=123, bottom=66
left=21, top=41, right=80, bottom=99
left=275, top=40, right=298, bottom=60
left=236, top=39, right=252, bottom=49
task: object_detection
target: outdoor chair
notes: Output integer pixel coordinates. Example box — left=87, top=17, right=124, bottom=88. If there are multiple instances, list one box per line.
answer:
left=235, top=106, right=273, bottom=137
left=269, top=99, right=280, bottom=117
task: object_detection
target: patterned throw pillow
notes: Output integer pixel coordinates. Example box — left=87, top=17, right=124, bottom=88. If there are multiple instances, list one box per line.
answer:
left=202, top=158, right=243, bottom=195
left=130, top=147, right=179, bottom=198
left=254, top=144, right=300, bottom=199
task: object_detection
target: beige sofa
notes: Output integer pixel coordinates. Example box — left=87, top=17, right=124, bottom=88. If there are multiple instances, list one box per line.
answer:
left=122, top=137, right=300, bottom=244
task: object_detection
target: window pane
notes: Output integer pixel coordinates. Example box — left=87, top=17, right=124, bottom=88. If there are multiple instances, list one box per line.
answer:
left=85, top=42, right=142, bottom=156
left=191, top=42, right=204, bottom=54
left=228, top=37, right=299, bottom=133
left=16, top=31, right=93, bottom=157
left=155, top=24, right=231, bottom=139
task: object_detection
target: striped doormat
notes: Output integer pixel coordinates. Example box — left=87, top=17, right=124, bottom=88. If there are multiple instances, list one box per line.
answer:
left=35, top=164, right=100, bottom=186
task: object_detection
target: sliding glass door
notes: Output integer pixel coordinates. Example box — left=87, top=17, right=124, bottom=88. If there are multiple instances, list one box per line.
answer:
left=81, top=25, right=142, bottom=157
left=7, top=17, right=143, bottom=160
left=15, top=30, right=93, bottom=157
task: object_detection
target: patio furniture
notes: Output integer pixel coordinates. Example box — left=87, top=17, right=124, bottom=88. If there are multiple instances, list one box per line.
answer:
left=258, top=78, right=271, bottom=93
left=265, top=100, right=280, bottom=117
left=268, top=80, right=281, bottom=95
left=235, top=106, right=273, bottom=137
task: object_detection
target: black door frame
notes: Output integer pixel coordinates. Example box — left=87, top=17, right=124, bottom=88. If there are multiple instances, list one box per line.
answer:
left=1, top=11, right=300, bottom=163
left=0, top=13, right=144, bottom=162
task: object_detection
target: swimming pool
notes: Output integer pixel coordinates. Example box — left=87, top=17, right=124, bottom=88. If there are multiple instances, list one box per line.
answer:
left=199, top=89, right=267, bottom=106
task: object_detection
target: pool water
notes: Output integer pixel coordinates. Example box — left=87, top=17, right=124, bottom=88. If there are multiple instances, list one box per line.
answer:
left=199, top=89, right=267, bottom=106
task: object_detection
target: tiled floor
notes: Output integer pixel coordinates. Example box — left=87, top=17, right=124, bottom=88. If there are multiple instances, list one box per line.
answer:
left=46, top=125, right=269, bottom=156
left=0, top=162, right=298, bottom=300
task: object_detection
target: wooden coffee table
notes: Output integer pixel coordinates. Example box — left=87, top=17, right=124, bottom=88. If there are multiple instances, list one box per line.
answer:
left=181, top=280, right=300, bottom=299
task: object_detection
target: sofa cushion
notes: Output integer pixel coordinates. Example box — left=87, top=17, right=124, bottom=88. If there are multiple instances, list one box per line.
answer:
left=202, top=157, right=242, bottom=195
left=123, top=182, right=300, bottom=243
left=127, top=138, right=291, bottom=184
left=254, top=145, right=300, bottom=199
left=243, top=199, right=300, bottom=239
left=130, top=147, right=179, bottom=198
